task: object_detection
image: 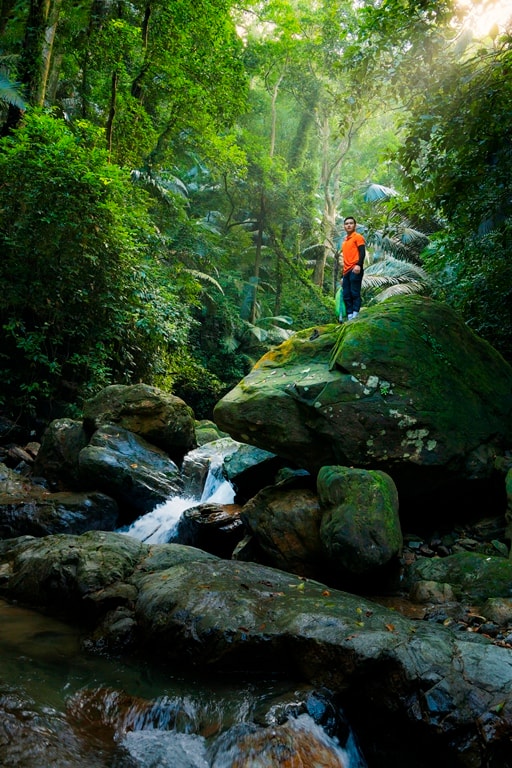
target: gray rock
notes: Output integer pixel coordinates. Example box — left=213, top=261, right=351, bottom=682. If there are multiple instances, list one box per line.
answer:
left=79, top=425, right=183, bottom=516
left=32, top=418, right=88, bottom=490
left=0, top=530, right=511, bottom=764
left=0, top=490, right=118, bottom=538
left=83, top=383, right=196, bottom=463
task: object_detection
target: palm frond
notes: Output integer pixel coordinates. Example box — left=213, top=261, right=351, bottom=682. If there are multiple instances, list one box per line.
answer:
left=365, top=254, right=429, bottom=281
left=363, top=254, right=431, bottom=302
left=184, top=269, right=224, bottom=294
left=256, top=315, right=293, bottom=328
left=364, top=183, right=398, bottom=203
left=369, top=281, right=427, bottom=301
left=0, top=72, right=26, bottom=109
left=400, top=227, right=430, bottom=247
left=131, top=169, right=188, bottom=201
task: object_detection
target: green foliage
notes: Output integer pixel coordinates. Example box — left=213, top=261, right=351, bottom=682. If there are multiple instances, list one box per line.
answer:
left=0, top=0, right=509, bottom=429
left=421, top=230, right=512, bottom=362
left=396, top=34, right=512, bottom=361
left=0, top=111, right=196, bottom=414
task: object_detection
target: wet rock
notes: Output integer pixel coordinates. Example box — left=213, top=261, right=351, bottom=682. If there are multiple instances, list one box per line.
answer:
left=405, top=551, right=512, bottom=602
left=175, top=502, right=244, bottom=558
left=241, top=483, right=323, bottom=578
left=0, top=490, right=118, bottom=538
left=1, top=531, right=512, bottom=765
left=410, top=580, right=457, bottom=604
left=83, top=383, right=196, bottom=464
left=481, top=597, right=512, bottom=626
left=33, top=418, right=88, bottom=490
left=207, top=714, right=351, bottom=768
left=78, top=425, right=183, bottom=519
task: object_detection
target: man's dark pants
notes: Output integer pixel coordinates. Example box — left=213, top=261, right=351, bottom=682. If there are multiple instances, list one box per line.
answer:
left=342, top=268, right=364, bottom=315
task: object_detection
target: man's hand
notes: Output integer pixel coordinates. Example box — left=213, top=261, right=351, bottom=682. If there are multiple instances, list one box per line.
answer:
left=353, top=265, right=361, bottom=275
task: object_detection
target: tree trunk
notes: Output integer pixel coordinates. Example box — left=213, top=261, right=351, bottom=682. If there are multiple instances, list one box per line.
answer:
left=250, top=190, right=266, bottom=324
left=313, top=112, right=357, bottom=289
left=3, top=0, right=62, bottom=130
left=106, top=71, right=119, bottom=156
left=36, top=0, right=62, bottom=106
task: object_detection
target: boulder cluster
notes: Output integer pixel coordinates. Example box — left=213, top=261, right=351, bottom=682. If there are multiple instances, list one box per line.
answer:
left=1, top=295, right=512, bottom=766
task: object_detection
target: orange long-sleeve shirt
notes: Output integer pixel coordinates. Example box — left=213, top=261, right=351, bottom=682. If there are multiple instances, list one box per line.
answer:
left=342, top=232, right=366, bottom=274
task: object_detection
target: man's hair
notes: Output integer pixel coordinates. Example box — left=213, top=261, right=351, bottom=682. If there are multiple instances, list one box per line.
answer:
left=344, top=216, right=356, bottom=224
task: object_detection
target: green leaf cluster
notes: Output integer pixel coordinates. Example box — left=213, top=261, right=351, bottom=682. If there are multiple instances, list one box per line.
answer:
left=0, top=111, right=196, bottom=414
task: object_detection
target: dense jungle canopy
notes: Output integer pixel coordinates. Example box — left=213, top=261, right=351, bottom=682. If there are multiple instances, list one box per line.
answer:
left=0, top=0, right=511, bottom=424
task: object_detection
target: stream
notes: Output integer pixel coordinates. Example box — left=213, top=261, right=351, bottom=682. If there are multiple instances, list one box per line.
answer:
left=0, top=443, right=460, bottom=767
left=0, top=598, right=366, bottom=767
left=1, top=446, right=368, bottom=766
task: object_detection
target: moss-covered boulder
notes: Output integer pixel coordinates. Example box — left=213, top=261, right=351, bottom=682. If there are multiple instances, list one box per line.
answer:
left=214, top=296, right=512, bottom=497
left=318, top=466, right=402, bottom=575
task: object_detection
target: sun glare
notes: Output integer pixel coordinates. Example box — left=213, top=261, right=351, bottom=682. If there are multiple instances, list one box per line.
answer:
left=458, top=0, right=512, bottom=38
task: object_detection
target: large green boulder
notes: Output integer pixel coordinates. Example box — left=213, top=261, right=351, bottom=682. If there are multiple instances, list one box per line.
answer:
left=318, top=466, right=402, bottom=574
left=214, top=296, right=512, bottom=496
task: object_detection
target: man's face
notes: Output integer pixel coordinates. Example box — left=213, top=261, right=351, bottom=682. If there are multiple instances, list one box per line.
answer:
left=344, top=218, right=356, bottom=235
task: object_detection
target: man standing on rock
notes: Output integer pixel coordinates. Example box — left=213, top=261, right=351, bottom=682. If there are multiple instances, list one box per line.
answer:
left=341, top=216, right=366, bottom=320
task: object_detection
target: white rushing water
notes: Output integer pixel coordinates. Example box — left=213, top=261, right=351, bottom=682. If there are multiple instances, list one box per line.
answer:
left=119, top=447, right=236, bottom=544
left=121, top=713, right=367, bottom=768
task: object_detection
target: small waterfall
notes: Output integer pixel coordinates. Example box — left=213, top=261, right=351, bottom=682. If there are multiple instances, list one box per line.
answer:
left=118, top=445, right=236, bottom=545
left=119, top=713, right=367, bottom=768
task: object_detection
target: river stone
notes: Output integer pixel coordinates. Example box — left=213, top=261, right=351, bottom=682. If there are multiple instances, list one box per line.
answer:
left=409, top=580, right=457, bottom=604
left=0, top=531, right=512, bottom=764
left=83, top=383, right=196, bottom=462
left=207, top=714, right=351, bottom=767
left=0, top=490, right=118, bottom=538
left=78, top=424, right=183, bottom=517
left=32, top=417, right=89, bottom=490
left=481, top=597, right=512, bottom=626
left=213, top=296, right=512, bottom=498
left=240, top=483, right=323, bottom=577
left=175, top=502, right=244, bottom=558
left=0, top=462, right=47, bottom=496
left=405, top=551, right=512, bottom=601
left=318, top=466, right=402, bottom=575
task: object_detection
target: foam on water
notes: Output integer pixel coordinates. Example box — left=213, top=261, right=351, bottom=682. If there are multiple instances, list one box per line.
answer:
left=119, top=451, right=236, bottom=544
